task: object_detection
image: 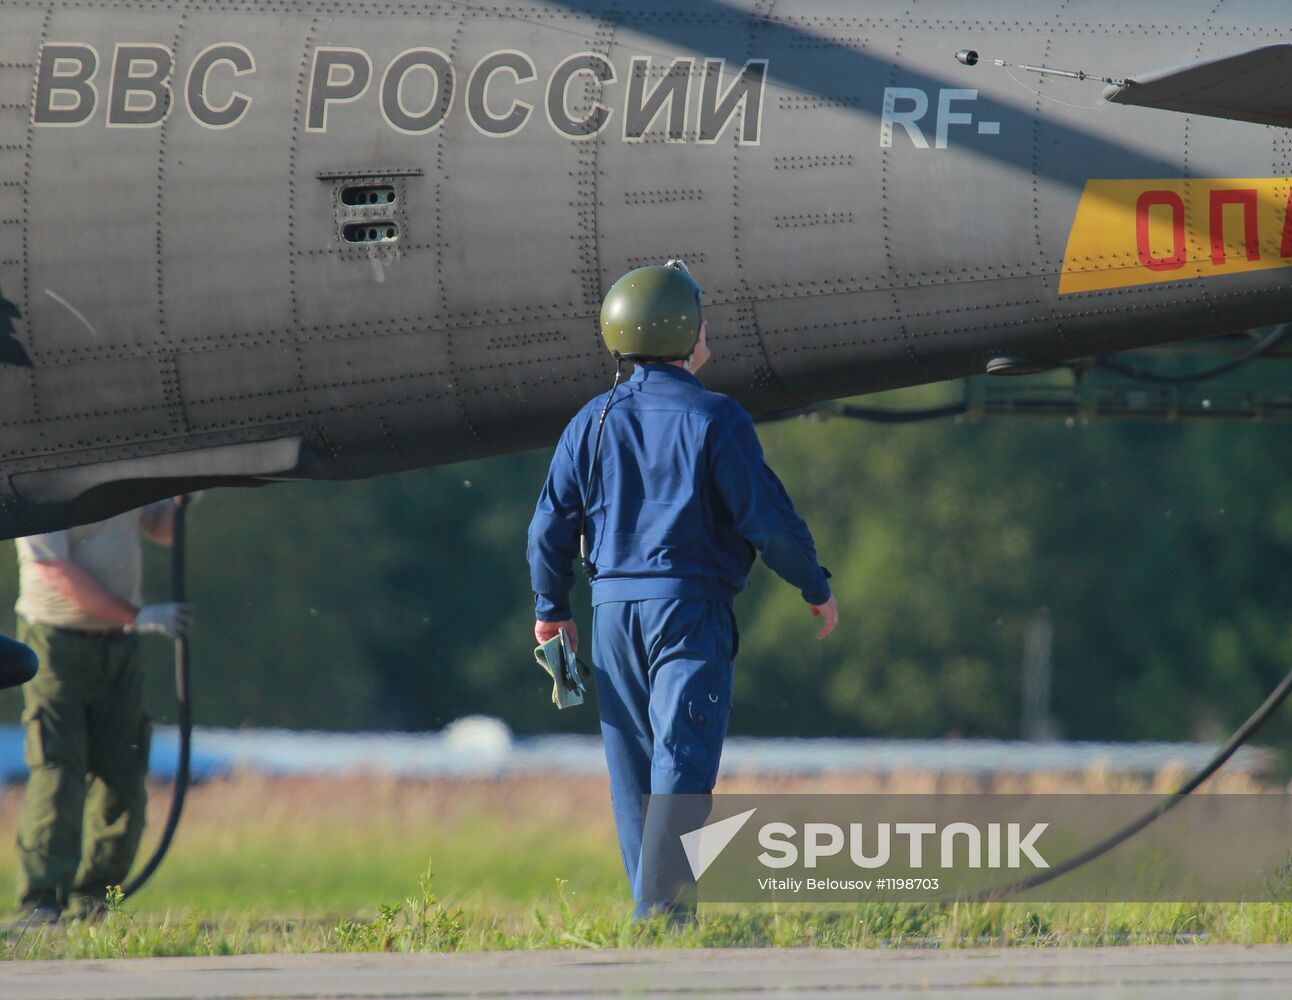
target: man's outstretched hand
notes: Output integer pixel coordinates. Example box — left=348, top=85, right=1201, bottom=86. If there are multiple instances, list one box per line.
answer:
left=810, top=595, right=839, bottom=639
left=534, top=619, right=579, bottom=654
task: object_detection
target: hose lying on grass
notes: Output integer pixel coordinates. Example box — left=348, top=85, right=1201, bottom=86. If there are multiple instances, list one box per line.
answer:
left=971, top=663, right=1292, bottom=901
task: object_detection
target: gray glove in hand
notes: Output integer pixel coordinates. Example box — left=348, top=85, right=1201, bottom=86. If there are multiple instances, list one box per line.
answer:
left=131, top=603, right=194, bottom=639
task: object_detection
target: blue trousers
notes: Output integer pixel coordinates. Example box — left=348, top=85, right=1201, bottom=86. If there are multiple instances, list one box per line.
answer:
left=591, top=598, right=737, bottom=917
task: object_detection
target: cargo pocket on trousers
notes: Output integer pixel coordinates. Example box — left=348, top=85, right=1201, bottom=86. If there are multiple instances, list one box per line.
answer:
left=21, top=706, right=45, bottom=768
left=673, top=684, right=729, bottom=786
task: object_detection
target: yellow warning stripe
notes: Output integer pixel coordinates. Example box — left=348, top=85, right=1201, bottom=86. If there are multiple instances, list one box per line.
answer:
left=1059, top=178, right=1292, bottom=295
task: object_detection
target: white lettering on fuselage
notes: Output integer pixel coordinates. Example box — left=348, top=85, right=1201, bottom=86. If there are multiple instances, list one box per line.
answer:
left=30, top=41, right=767, bottom=145
left=880, top=86, right=1000, bottom=148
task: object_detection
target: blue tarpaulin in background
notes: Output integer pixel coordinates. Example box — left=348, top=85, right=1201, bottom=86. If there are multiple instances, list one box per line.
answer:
left=0, top=720, right=1274, bottom=783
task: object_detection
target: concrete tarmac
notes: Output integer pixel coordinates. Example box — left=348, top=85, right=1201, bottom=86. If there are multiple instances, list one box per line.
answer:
left=3, top=946, right=1292, bottom=999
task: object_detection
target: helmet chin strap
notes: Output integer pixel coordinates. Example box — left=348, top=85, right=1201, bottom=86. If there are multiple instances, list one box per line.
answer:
left=580, top=352, right=625, bottom=578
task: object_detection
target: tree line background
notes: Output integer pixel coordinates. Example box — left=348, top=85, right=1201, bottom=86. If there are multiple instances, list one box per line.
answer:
left=2, top=380, right=1290, bottom=745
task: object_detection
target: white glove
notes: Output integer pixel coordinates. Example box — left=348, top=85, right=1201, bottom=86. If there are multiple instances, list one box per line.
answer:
left=131, top=603, right=194, bottom=640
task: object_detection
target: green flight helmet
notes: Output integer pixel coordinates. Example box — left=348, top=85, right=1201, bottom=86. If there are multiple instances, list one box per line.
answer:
left=600, top=261, right=703, bottom=362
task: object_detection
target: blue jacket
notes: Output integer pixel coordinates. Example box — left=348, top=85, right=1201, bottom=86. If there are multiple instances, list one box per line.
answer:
left=528, top=364, right=831, bottom=622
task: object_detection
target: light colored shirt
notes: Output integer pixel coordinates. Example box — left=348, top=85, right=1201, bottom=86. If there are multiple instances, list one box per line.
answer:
left=15, top=510, right=150, bottom=631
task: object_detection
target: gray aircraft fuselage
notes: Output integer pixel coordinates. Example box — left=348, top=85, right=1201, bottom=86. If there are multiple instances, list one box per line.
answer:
left=0, top=0, right=1289, bottom=539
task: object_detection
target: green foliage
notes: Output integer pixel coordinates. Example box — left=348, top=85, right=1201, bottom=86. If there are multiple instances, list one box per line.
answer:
left=4, top=910, right=317, bottom=960
left=1261, top=854, right=1292, bottom=905
left=8, top=892, right=1292, bottom=959
left=3, top=382, right=1292, bottom=742
left=329, top=866, right=465, bottom=952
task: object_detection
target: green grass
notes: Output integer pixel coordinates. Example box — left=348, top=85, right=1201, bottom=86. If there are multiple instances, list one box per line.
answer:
left=100, top=809, right=623, bottom=915
left=9, top=883, right=1292, bottom=960
left=2, top=776, right=1291, bottom=958
left=0, top=777, right=628, bottom=919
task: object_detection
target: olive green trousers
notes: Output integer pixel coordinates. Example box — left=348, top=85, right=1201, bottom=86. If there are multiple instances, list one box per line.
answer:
left=14, top=619, right=149, bottom=913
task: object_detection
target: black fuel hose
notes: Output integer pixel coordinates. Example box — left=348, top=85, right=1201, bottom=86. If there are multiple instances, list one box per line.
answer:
left=121, top=495, right=192, bottom=900
left=757, top=401, right=968, bottom=425
left=971, top=662, right=1292, bottom=902
left=1096, top=325, right=1290, bottom=385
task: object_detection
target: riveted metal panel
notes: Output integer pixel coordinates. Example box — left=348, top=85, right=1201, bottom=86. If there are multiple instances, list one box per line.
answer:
left=304, top=327, right=459, bottom=475
left=26, top=10, right=185, bottom=359
left=904, top=0, right=1072, bottom=23
left=0, top=9, right=45, bottom=358
left=0, top=147, right=24, bottom=264
left=599, top=15, right=743, bottom=304
left=302, top=329, right=454, bottom=421
left=1058, top=0, right=1229, bottom=32
left=178, top=343, right=305, bottom=433
left=35, top=355, right=166, bottom=423
left=450, top=316, right=606, bottom=446
left=1205, top=0, right=1292, bottom=35
left=755, top=288, right=905, bottom=401
left=735, top=15, right=883, bottom=297
left=0, top=8, right=44, bottom=62
left=436, top=11, right=593, bottom=320
left=892, top=275, right=1055, bottom=370
left=31, top=356, right=172, bottom=456
left=879, top=27, right=1046, bottom=284
left=162, top=13, right=304, bottom=347
left=0, top=366, right=35, bottom=437
left=1032, top=25, right=1189, bottom=316
left=291, top=16, right=447, bottom=332
left=0, top=67, right=33, bottom=109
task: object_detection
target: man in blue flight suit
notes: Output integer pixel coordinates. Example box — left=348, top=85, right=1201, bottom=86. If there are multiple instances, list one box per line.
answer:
left=528, top=262, right=839, bottom=918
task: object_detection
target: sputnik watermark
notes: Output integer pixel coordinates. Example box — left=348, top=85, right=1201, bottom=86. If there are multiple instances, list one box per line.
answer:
left=757, top=876, right=942, bottom=892
left=756, top=821, right=1049, bottom=869
left=648, top=793, right=1292, bottom=903
left=682, top=815, right=1049, bottom=876
left=680, top=808, right=757, bottom=880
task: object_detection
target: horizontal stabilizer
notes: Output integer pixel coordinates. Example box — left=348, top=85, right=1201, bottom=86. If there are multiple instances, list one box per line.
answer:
left=1104, top=44, right=1292, bottom=128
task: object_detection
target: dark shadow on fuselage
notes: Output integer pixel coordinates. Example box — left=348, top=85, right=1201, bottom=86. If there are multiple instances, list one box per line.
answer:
left=0, top=283, right=32, bottom=367
left=549, top=0, right=1193, bottom=187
